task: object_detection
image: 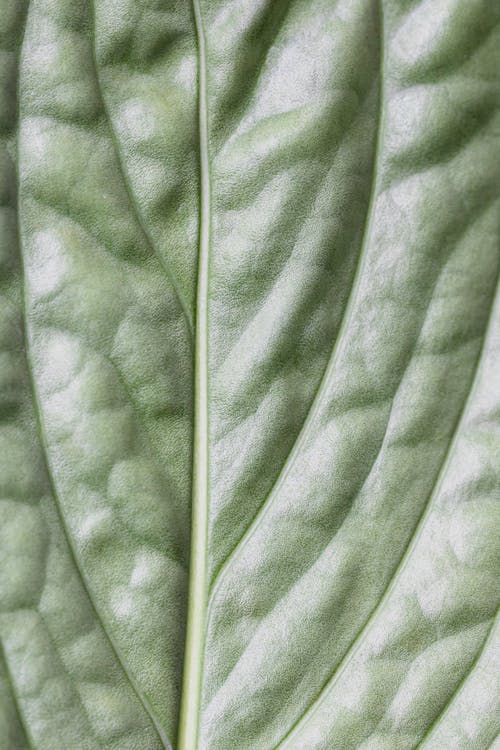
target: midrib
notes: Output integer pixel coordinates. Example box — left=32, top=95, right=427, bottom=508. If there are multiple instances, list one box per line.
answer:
left=177, top=0, right=211, bottom=748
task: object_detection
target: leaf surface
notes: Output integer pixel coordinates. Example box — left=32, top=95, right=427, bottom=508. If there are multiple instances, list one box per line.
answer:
left=0, top=0, right=499, bottom=748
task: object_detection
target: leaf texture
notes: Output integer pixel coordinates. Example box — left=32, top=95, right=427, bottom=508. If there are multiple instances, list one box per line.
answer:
left=1, top=0, right=499, bottom=748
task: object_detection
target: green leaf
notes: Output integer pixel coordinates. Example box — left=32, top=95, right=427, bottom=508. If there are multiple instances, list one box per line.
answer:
left=1, top=0, right=499, bottom=748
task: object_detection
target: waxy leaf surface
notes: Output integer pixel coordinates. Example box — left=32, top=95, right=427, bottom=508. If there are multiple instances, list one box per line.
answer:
left=0, top=1, right=499, bottom=748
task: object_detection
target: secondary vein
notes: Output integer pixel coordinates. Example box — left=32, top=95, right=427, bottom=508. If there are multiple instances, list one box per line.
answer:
left=207, top=0, right=387, bottom=603
left=274, top=271, right=499, bottom=749
left=19, top=256, right=173, bottom=750
left=16, top=7, right=172, bottom=748
left=416, top=614, right=498, bottom=748
left=89, top=0, right=194, bottom=339
left=177, top=1, right=211, bottom=747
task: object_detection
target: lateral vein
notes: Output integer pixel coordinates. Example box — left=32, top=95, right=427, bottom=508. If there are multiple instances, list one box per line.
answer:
left=16, top=7, right=171, bottom=748
left=89, top=0, right=194, bottom=339
left=274, top=272, right=499, bottom=749
left=416, top=614, right=498, bottom=748
left=208, top=0, right=387, bottom=604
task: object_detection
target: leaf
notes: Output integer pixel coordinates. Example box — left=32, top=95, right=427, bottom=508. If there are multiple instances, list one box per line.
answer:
left=1, top=0, right=499, bottom=749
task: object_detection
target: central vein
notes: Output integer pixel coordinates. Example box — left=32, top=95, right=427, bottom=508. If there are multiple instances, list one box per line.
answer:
left=177, top=1, right=211, bottom=749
